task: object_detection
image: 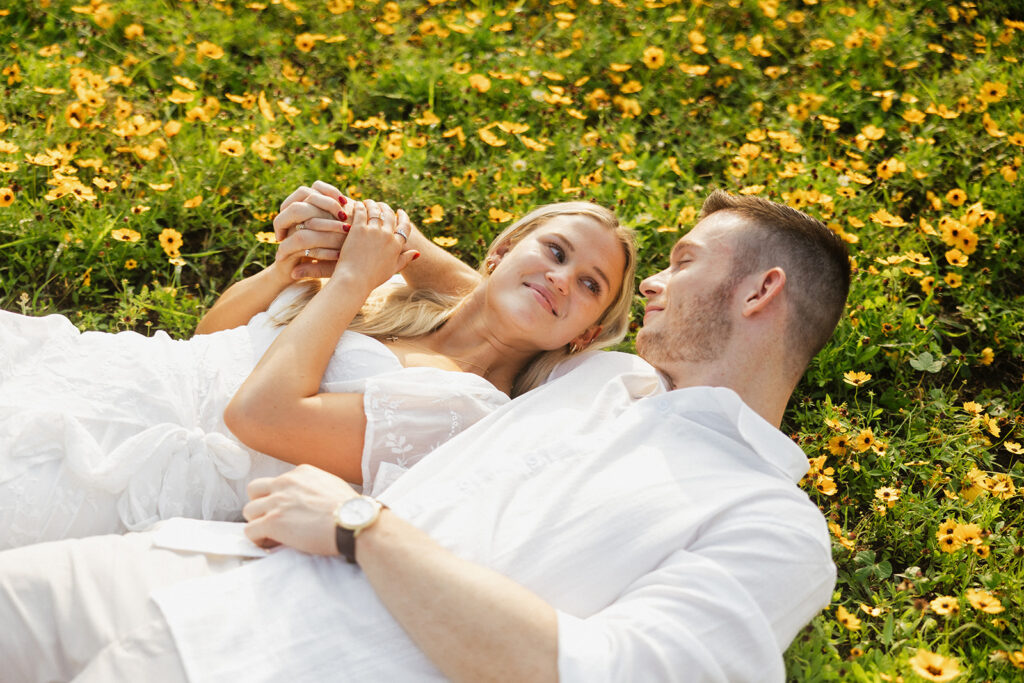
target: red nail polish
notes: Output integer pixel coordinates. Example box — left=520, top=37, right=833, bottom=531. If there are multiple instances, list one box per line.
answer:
left=412, top=252, right=420, bottom=260
left=338, top=196, right=347, bottom=206
left=342, top=223, right=351, bottom=232
left=338, top=210, right=347, bottom=220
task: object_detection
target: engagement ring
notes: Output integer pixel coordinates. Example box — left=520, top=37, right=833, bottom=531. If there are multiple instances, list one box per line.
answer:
left=305, top=249, right=311, bottom=257
left=296, top=222, right=306, bottom=231
left=395, top=229, right=408, bottom=242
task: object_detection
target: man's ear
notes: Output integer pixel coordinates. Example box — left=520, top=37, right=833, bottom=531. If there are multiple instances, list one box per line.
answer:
left=741, top=267, right=786, bottom=317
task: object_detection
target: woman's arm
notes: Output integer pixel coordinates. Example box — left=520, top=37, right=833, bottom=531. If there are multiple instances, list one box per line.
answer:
left=224, top=200, right=419, bottom=482
left=195, top=197, right=348, bottom=335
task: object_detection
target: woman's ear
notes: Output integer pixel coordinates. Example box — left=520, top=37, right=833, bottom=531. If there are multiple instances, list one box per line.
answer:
left=570, top=325, right=602, bottom=351
left=486, top=240, right=513, bottom=272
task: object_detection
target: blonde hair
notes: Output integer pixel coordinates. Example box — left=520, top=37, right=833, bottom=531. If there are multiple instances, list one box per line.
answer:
left=272, top=201, right=636, bottom=397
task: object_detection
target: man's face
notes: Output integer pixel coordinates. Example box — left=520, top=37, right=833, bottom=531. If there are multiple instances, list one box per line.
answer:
left=635, top=212, right=744, bottom=367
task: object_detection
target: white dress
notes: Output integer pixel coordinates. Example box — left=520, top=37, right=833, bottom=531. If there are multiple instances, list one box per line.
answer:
left=0, top=285, right=509, bottom=550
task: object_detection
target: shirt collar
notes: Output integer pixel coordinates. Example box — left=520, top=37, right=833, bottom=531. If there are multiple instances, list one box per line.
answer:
left=643, top=386, right=810, bottom=483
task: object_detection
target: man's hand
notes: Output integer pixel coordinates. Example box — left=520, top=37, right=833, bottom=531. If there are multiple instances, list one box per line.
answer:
left=242, top=464, right=357, bottom=555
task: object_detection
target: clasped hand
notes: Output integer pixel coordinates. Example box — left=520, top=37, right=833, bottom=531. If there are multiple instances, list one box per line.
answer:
left=271, top=181, right=417, bottom=286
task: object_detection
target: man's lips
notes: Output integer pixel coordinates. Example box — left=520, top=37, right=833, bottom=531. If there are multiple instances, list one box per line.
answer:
left=525, top=283, right=557, bottom=316
left=643, top=305, right=664, bottom=321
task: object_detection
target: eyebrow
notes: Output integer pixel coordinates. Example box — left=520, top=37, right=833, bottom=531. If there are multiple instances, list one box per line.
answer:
left=671, top=239, right=701, bottom=261
left=557, top=233, right=612, bottom=292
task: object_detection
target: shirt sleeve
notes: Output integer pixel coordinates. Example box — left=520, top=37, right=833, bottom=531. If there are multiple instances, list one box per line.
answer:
left=557, top=513, right=836, bottom=683
left=360, top=367, right=510, bottom=495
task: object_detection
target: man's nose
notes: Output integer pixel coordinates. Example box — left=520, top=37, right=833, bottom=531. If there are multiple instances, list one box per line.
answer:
left=639, top=271, right=666, bottom=298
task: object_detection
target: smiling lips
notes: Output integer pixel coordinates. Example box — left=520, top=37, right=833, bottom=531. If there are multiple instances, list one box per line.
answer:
left=644, top=304, right=664, bottom=321
left=525, top=283, right=558, bottom=316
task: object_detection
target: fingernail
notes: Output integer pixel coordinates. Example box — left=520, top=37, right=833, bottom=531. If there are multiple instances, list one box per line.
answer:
left=342, top=223, right=351, bottom=232
left=412, top=252, right=421, bottom=260
left=338, top=196, right=347, bottom=206
left=338, top=210, right=348, bottom=220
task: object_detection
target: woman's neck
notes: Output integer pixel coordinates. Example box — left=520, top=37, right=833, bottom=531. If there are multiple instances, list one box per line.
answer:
left=418, top=294, right=538, bottom=395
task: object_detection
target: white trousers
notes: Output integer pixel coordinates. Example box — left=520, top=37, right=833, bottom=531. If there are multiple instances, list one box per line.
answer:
left=0, top=531, right=244, bottom=682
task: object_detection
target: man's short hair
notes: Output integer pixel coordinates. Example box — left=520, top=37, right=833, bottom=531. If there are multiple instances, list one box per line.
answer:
left=700, top=190, right=851, bottom=370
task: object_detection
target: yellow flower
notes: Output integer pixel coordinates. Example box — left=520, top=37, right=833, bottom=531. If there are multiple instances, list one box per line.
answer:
left=168, top=256, right=186, bottom=267
left=814, top=475, right=837, bottom=496
left=944, top=272, right=963, bottom=288
left=874, top=486, right=900, bottom=507
left=478, top=128, right=506, bottom=147
left=124, top=259, right=137, bottom=270
left=952, top=523, right=982, bottom=545
left=944, top=249, right=968, bottom=267
left=0, top=186, right=13, bottom=207
left=859, top=603, right=882, bottom=617
left=851, top=429, right=875, bottom=452
left=908, top=649, right=961, bottom=682
left=123, top=24, right=145, bottom=40
left=919, top=276, right=935, bottom=295
left=111, top=228, right=141, bottom=242
left=254, top=231, right=277, bottom=244
left=965, top=588, right=1004, bottom=613
left=642, top=46, right=665, bottom=69
left=295, top=33, right=326, bottom=52
left=218, top=139, right=245, bottom=157
left=843, top=370, right=871, bottom=386
left=196, top=41, right=225, bottom=60
left=972, top=544, right=990, bottom=558
left=488, top=207, right=514, bottom=223
left=1004, top=441, right=1023, bottom=455
left=945, top=188, right=967, bottom=206
left=468, top=74, right=491, bottom=93
left=836, top=605, right=861, bottom=630
left=183, top=195, right=203, bottom=209
left=978, top=348, right=994, bottom=365
left=929, top=596, right=959, bottom=615
left=861, top=124, right=885, bottom=140
left=937, top=533, right=963, bottom=553
left=432, top=236, right=458, bottom=248
left=977, top=81, right=1007, bottom=104
left=827, top=435, right=849, bottom=456
left=422, top=205, right=445, bottom=224
left=876, top=157, right=906, bottom=179
left=158, top=228, right=183, bottom=256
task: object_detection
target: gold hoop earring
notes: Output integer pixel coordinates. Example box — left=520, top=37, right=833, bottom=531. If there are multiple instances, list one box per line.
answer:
left=486, top=260, right=496, bottom=274
left=569, top=341, right=583, bottom=354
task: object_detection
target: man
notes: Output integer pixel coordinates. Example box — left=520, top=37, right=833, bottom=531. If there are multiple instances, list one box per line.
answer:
left=0, top=190, right=850, bottom=682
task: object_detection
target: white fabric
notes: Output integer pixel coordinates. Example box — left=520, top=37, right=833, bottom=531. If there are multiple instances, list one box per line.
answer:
left=153, top=351, right=835, bottom=683
left=0, top=528, right=243, bottom=683
left=0, top=285, right=508, bottom=548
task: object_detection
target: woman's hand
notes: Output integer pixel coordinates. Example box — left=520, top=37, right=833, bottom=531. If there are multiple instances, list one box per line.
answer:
left=329, top=199, right=419, bottom=292
left=271, top=191, right=350, bottom=282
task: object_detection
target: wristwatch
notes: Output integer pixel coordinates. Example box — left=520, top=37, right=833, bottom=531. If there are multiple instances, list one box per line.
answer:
left=334, top=495, right=385, bottom=564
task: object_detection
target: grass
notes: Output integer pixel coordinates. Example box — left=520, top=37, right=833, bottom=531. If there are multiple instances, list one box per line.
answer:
left=1, top=1, right=1023, bottom=680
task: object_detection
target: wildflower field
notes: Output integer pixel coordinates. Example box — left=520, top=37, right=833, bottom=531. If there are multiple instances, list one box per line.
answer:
left=1, top=0, right=1023, bottom=679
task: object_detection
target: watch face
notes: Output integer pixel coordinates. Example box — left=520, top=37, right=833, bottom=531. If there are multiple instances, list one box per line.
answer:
left=337, top=496, right=378, bottom=528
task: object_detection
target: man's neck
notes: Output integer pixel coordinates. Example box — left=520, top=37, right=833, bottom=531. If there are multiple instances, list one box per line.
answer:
left=661, top=362, right=792, bottom=429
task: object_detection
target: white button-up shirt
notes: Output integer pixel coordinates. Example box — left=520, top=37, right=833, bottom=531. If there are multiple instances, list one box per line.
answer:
left=154, top=351, right=835, bottom=682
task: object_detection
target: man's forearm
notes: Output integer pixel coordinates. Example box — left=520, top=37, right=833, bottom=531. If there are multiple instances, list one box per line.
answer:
left=400, top=222, right=482, bottom=297
left=357, top=512, right=559, bottom=683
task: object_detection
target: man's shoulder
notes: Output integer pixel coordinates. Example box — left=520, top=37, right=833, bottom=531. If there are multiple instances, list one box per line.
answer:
left=546, top=350, right=660, bottom=383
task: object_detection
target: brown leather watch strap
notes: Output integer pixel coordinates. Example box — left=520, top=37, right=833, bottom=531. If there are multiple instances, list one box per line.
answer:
left=336, top=524, right=358, bottom=564
left=335, top=502, right=388, bottom=565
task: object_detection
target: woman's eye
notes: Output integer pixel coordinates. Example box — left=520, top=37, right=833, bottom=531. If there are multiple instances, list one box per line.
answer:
left=548, top=243, right=565, bottom=263
left=582, top=278, right=601, bottom=295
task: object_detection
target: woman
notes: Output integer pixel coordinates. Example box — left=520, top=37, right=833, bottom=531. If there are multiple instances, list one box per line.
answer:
left=0, top=187, right=636, bottom=549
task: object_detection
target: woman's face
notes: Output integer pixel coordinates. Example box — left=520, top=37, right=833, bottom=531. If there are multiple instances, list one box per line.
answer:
left=483, top=215, right=627, bottom=350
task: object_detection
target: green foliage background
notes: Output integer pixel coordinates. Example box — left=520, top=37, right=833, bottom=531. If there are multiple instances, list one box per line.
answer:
left=1, top=0, right=1022, bottom=679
